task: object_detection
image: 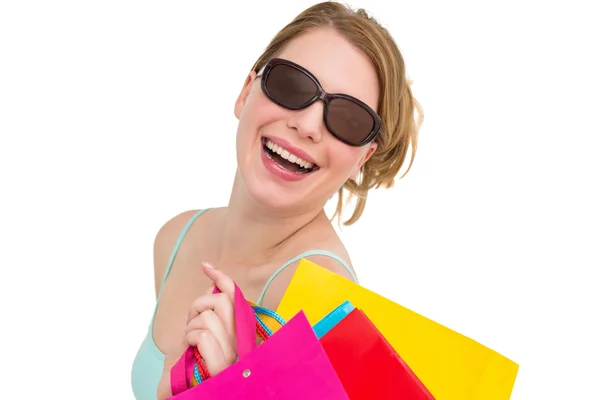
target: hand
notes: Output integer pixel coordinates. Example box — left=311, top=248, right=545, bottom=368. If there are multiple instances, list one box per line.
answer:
left=157, top=262, right=238, bottom=400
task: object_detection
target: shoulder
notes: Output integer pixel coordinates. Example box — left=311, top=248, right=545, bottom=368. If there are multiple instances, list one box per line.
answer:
left=154, top=209, right=205, bottom=247
left=153, top=209, right=208, bottom=297
left=295, top=216, right=358, bottom=283
left=301, top=245, right=357, bottom=283
left=259, top=236, right=358, bottom=310
left=154, top=209, right=202, bottom=242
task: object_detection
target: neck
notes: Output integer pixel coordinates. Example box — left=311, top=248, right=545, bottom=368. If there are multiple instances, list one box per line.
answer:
left=214, top=171, right=327, bottom=266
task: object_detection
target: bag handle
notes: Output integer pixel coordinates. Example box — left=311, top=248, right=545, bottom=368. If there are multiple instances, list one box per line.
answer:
left=253, top=305, right=287, bottom=336
left=227, top=284, right=258, bottom=357
left=169, top=347, right=195, bottom=396
left=169, top=283, right=258, bottom=395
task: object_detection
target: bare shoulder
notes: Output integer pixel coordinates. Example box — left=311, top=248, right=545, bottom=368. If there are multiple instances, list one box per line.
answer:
left=301, top=241, right=357, bottom=283
left=153, top=209, right=205, bottom=298
left=298, top=219, right=358, bottom=283
left=259, top=232, right=358, bottom=310
left=283, top=248, right=357, bottom=293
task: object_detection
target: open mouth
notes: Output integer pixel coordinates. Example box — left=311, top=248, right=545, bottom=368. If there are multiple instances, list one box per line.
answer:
left=262, top=137, right=319, bottom=174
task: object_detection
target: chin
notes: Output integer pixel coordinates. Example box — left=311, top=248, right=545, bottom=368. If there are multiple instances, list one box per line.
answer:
left=236, top=164, right=325, bottom=215
left=248, top=185, right=302, bottom=211
left=234, top=133, right=339, bottom=214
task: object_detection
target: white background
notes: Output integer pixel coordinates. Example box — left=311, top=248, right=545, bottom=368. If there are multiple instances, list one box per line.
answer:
left=1, top=0, right=598, bottom=398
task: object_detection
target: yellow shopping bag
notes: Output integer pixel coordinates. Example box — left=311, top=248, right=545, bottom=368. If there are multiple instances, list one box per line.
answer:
left=271, top=259, right=519, bottom=400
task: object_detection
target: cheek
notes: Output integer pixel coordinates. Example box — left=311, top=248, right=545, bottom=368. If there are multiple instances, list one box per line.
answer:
left=326, top=142, right=367, bottom=173
left=238, top=90, right=285, bottom=134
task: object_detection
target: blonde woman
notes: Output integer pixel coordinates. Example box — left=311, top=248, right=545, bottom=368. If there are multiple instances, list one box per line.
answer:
left=130, top=2, right=423, bottom=398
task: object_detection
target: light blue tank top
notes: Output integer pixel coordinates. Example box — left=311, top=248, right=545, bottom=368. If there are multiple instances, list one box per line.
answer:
left=130, top=209, right=357, bottom=399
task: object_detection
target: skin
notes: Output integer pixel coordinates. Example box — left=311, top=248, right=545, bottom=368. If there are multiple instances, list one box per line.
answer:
left=155, top=27, right=379, bottom=399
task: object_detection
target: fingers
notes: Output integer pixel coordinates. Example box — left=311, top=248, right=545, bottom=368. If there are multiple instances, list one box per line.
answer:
left=158, top=264, right=239, bottom=399
left=184, top=265, right=238, bottom=366
left=187, top=292, right=234, bottom=334
left=203, top=282, right=216, bottom=296
left=186, top=309, right=236, bottom=364
left=201, top=262, right=236, bottom=300
left=187, top=329, right=230, bottom=376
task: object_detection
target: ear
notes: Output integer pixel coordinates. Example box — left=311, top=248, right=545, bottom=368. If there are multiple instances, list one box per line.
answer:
left=349, top=142, right=378, bottom=181
left=234, top=71, right=258, bottom=119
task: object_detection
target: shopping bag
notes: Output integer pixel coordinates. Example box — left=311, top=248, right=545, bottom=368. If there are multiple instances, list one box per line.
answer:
left=168, top=282, right=349, bottom=400
left=272, top=259, right=519, bottom=400
left=312, top=300, right=355, bottom=339
left=311, top=300, right=435, bottom=398
left=253, top=298, right=433, bottom=399
left=320, top=306, right=435, bottom=399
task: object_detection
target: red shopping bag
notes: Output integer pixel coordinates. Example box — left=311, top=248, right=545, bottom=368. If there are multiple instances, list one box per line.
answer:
left=320, top=307, right=435, bottom=399
left=167, top=283, right=349, bottom=399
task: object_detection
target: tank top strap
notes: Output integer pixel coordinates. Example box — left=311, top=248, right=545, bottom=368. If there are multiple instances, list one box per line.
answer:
left=150, top=208, right=209, bottom=327
left=256, top=249, right=357, bottom=306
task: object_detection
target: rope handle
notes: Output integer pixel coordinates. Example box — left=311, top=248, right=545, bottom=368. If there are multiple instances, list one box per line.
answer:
left=191, top=305, right=287, bottom=385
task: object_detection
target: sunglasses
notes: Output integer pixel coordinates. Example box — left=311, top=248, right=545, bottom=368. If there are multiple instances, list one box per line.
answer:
left=257, top=58, right=381, bottom=147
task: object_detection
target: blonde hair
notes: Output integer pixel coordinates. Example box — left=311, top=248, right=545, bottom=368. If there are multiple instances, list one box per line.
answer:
left=250, top=1, right=424, bottom=225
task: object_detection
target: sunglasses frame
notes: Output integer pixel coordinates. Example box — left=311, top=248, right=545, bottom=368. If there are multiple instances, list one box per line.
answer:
left=257, top=58, right=382, bottom=147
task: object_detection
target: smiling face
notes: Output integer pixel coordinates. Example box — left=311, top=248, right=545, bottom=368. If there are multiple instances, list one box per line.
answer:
left=233, top=28, right=380, bottom=214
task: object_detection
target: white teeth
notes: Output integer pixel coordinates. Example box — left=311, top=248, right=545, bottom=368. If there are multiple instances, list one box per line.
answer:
left=265, top=139, right=314, bottom=169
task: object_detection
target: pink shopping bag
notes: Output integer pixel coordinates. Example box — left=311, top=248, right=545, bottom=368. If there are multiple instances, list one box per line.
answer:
left=167, top=283, right=349, bottom=399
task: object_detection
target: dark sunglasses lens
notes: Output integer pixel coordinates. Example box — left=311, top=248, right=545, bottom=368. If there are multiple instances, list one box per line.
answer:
left=327, top=98, right=375, bottom=145
left=265, top=64, right=317, bottom=108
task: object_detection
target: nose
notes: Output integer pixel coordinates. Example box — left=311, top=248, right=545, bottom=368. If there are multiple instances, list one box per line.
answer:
left=286, top=101, right=325, bottom=143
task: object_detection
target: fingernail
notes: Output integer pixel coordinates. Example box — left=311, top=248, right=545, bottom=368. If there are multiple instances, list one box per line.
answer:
left=202, top=262, right=215, bottom=269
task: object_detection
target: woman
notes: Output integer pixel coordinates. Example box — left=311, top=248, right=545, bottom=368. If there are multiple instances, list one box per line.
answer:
left=130, top=2, right=423, bottom=399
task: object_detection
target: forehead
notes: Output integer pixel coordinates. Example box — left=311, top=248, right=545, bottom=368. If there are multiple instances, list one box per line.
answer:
left=277, top=28, right=379, bottom=111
